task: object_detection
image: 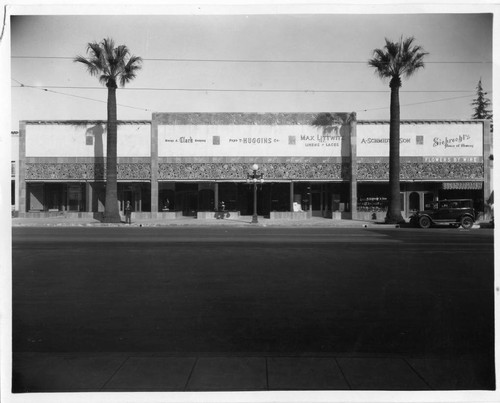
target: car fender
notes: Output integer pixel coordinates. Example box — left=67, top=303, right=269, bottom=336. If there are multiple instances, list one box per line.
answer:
left=418, top=213, right=433, bottom=223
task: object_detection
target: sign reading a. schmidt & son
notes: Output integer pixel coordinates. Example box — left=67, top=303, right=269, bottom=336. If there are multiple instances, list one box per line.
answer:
left=357, top=122, right=483, bottom=160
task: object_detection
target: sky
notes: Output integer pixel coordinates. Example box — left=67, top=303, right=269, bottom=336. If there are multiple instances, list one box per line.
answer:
left=7, top=4, right=494, bottom=132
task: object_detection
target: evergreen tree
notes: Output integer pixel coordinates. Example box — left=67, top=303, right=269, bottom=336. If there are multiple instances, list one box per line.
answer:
left=471, top=79, right=492, bottom=120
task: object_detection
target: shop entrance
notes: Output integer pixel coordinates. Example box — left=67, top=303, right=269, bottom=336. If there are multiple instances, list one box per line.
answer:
left=237, top=182, right=269, bottom=216
left=175, top=183, right=198, bottom=216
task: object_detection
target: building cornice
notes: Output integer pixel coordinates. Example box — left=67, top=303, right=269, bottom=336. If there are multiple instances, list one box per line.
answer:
left=357, top=119, right=489, bottom=125
left=153, top=112, right=353, bottom=125
left=21, top=120, right=151, bottom=125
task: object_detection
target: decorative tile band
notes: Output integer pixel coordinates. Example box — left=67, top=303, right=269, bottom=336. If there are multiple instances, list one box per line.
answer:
left=24, top=161, right=484, bottom=182
left=25, top=163, right=151, bottom=180
left=357, top=162, right=484, bottom=180
left=158, top=162, right=348, bottom=180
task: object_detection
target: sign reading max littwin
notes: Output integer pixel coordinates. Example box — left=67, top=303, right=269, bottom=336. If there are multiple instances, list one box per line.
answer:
left=158, top=125, right=350, bottom=157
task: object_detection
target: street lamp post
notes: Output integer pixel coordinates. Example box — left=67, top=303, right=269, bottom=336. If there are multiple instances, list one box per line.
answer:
left=247, top=163, right=264, bottom=224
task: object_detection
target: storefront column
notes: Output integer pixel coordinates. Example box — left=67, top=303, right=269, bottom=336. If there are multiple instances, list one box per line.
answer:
left=308, top=183, right=312, bottom=215
left=214, top=182, right=219, bottom=210
left=350, top=113, right=358, bottom=219
left=150, top=120, right=159, bottom=215
left=483, top=120, right=493, bottom=216
left=85, top=182, right=92, bottom=212
left=289, top=181, right=294, bottom=211
left=18, top=121, right=27, bottom=214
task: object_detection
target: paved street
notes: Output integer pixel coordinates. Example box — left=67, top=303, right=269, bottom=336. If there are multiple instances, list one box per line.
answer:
left=11, top=226, right=495, bottom=391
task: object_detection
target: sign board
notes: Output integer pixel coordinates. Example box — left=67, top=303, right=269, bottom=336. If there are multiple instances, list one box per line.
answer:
left=158, top=125, right=350, bottom=157
left=357, top=123, right=483, bottom=159
left=25, top=124, right=151, bottom=157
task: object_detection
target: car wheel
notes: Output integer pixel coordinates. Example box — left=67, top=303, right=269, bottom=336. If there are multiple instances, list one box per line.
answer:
left=460, top=216, right=474, bottom=229
left=418, top=216, right=431, bottom=229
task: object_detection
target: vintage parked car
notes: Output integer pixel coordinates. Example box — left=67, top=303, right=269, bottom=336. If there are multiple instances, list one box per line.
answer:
left=410, top=199, right=476, bottom=229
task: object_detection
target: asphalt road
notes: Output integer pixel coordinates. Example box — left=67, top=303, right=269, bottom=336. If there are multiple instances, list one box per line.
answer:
left=12, top=227, right=494, bottom=360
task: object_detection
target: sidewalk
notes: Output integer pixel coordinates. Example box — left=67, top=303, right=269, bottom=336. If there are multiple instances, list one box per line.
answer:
left=12, top=215, right=493, bottom=229
left=12, top=215, right=392, bottom=228
left=12, top=351, right=495, bottom=392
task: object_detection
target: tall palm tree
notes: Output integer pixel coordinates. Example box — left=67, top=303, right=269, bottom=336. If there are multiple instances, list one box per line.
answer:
left=74, top=38, right=142, bottom=223
left=368, top=36, right=427, bottom=224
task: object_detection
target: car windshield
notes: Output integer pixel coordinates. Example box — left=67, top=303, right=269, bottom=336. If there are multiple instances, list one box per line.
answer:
left=424, top=202, right=438, bottom=210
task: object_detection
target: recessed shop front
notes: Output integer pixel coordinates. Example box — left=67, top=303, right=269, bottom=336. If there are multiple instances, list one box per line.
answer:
left=156, top=180, right=350, bottom=217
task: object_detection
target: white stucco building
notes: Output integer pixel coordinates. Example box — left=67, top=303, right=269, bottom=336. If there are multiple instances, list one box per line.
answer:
left=14, top=113, right=493, bottom=221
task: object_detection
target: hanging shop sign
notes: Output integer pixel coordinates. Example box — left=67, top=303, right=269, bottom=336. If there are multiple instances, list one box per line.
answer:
left=357, top=123, right=483, bottom=158
left=158, top=124, right=350, bottom=157
left=442, top=182, right=483, bottom=190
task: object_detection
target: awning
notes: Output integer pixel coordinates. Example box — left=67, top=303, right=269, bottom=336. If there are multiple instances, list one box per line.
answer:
left=442, top=182, right=483, bottom=190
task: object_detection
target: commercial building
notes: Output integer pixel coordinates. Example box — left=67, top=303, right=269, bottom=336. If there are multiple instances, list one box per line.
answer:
left=16, top=112, right=493, bottom=221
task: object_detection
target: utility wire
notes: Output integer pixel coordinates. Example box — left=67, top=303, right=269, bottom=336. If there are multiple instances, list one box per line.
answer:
left=11, top=55, right=492, bottom=64
left=11, top=78, right=482, bottom=115
left=357, top=93, right=478, bottom=113
left=12, top=79, right=150, bottom=112
left=11, top=83, right=479, bottom=93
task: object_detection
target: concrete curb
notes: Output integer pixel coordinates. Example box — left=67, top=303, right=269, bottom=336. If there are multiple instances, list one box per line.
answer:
left=11, top=219, right=396, bottom=229
left=11, top=217, right=493, bottom=229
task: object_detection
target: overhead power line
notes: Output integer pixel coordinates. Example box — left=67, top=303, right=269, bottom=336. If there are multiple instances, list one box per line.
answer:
left=11, top=78, right=483, bottom=115
left=12, top=79, right=150, bottom=112
left=358, top=94, right=479, bottom=113
left=11, top=55, right=492, bottom=64
left=12, top=83, right=479, bottom=94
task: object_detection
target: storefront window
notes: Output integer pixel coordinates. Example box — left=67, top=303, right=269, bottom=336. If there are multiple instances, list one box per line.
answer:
left=409, top=192, right=420, bottom=212
left=119, top=182, right=151, bottom=213
left=269, top=183, right=290, bottom=212
left=357, top=184, right=388, bottom=212
left=45, top=184, right=65, bottom=211
left=199, top=189, right=215, bottom=211
left=68, top=184, right=84, bottom=211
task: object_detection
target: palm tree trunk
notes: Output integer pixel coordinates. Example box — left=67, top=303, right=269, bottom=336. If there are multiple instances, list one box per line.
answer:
left=386, top=79, right=404, bottom=224
left=103, top=82, right=121, bottom=223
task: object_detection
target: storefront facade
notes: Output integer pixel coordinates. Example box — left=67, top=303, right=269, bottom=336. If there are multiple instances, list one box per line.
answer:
left=18, top=120, right=152, bottom=217
left=150, top=112, right=355, bottom=219
left=356, top=120, right=492, bottom=220
left=17, top=113, right=492, bottom=221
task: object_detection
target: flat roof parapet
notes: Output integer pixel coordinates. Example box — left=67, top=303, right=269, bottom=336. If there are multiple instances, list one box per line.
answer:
left=153, top=112, right=354, bottom=125
left=22, top=120, right=151, bottom=125
left=357, top=119, right=488, bottom=125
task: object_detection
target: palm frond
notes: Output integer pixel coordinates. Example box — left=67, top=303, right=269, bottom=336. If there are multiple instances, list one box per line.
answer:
left=99, top=74, right=111, bottom=87
left=119, top=55, right=143, bottom=87
left=75, top=37, right=142, bottom=88
left=74, top=55, right=102, bottom=78
left=368, top=36, right=428, bottom=84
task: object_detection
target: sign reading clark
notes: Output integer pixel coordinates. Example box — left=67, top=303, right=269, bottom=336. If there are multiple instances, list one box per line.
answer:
left=357, top=123, right=483, bottom=158
left=158, top=124, right=350, bottom=157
